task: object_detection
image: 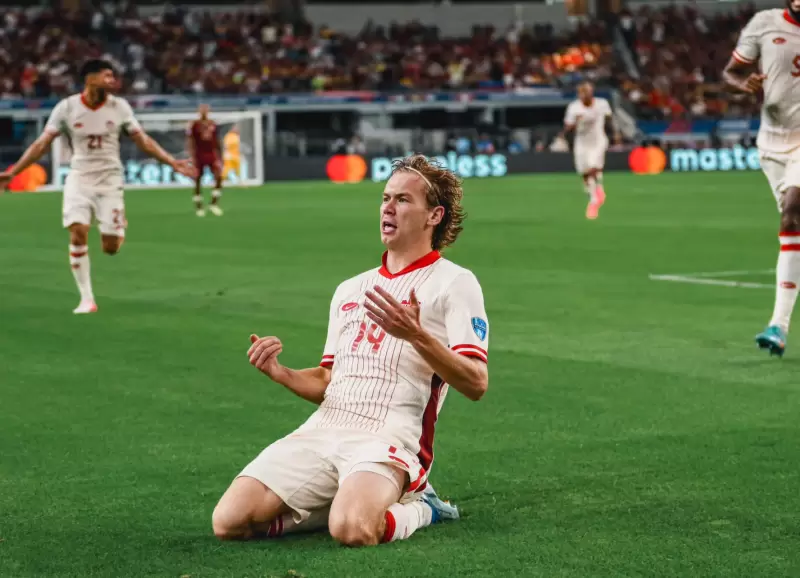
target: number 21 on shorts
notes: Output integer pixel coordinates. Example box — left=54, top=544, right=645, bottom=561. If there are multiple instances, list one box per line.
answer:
left=352, top=321, right=386, bottom=352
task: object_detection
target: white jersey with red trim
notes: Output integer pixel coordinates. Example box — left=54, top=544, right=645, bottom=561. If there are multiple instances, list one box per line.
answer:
left=733, top=9, right=800, bottom=153
left=301, top=250, right=489, bottom=473
left=45, top=93, right=142, bottom=187
left=564, top=97, right=611, bottom=150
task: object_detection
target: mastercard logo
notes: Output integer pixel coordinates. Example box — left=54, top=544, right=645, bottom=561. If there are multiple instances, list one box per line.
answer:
left=629, top=146, right=667, bottom=175
left=6, top=163, right=47, bottom=192
left=327, top=155, right=368, bottom=183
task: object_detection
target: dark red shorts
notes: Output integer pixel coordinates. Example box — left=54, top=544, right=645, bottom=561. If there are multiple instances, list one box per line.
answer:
left=195, top=154, right=221, bottom=173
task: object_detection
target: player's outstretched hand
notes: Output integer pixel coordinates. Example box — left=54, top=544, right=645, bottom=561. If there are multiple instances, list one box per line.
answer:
left=364, top=286, right=423, bottom=342
left=172, top=158, right=198, bottom=179
left=0, top=171, right=12, bottom=193
left=248, top=334, right=283, bottom=378
left=744, top=73, right=766, bottom=94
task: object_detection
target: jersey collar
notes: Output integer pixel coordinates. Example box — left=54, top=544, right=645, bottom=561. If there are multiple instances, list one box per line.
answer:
left=80, top=92, right=107, bottom=111
left=784, top=10, right=800, bottom=28
left=379, top=250, right=441, bottom=279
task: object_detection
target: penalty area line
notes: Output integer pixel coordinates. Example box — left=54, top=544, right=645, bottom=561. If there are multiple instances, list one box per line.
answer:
left=649, top=274, right=774, bottom=289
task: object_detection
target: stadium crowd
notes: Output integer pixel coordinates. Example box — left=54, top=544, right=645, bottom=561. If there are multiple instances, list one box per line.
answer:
left=617, top=2, right=761, bottom=120
left=0, top=2, right=612, bottom=98
left=0, top=1, right=761, bottom=123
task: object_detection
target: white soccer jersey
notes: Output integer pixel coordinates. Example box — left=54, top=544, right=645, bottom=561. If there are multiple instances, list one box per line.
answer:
left=45, top=94, right=142, bottom=187
left=734, top=9, right=800, bottom=153
left=302, top=250, right=489, bottom=473
left=564, top=97, right=612, bottom=149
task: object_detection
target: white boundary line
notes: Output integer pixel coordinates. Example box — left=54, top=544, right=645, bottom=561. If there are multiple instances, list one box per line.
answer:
left=649, top=269, right=775, bottom=289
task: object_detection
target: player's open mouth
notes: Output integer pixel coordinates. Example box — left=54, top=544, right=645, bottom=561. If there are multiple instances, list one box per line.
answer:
left=382, top=222, right=397, bottom=234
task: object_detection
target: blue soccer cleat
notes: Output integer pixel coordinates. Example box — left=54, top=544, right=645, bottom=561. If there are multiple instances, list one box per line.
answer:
left=755, top=325, right=787, bottom=357
left=421, top=484, right=460, bottom=524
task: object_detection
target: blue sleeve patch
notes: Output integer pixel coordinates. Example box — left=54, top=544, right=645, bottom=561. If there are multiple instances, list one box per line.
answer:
left=471, top=317, right=488, bottom=341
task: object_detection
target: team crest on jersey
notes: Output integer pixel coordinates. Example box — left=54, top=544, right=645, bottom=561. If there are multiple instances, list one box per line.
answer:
left=73, top=122, right=83, bottom=128
left=471, top=317, right=487, bottom=341
left=774, top=37, right=787, bottom=44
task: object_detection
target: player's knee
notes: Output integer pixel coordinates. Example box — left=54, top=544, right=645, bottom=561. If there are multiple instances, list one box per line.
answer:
left=211, top=505, right=250, bottom=541
left=69, top=226, right=89, bottom=246
left=101, top=236, right=123, bottom=255
left=329, top=513, right=381, bottom=547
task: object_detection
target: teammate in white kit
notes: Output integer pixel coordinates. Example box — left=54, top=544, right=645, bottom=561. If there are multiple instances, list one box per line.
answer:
left=213, top=155, right=490, bottom=546
left=563, top=82, right=615, bottom=220
left=0, top=60, right=195, bottom=314
left=723, top=1, right=800, bottom=356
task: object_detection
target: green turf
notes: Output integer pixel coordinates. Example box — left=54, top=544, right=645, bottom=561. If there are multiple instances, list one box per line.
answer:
left=2, top=172, right=800, bottom=577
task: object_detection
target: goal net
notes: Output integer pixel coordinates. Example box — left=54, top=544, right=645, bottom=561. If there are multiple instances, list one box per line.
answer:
left=48, top=110, right=264, bottom=190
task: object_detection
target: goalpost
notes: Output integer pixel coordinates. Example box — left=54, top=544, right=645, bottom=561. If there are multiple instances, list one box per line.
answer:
left=47, top=110, right=264, bottom=190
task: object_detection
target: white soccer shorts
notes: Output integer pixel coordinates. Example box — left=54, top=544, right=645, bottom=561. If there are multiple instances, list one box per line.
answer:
left=759, top=148, right=800, bottom=211
left=237, top=428, right=428, bottom=523
left=62, top=176, right=126, bottom=236
left=574, top=145, right=607, bottom=175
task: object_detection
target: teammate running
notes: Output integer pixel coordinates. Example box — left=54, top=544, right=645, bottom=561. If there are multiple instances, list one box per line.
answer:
left=724, top=1, right=800, bottom=356
left=212, top=154, right=490, bottom=546
left=186, top=104, right=223, bottom=217
left=563, top=81, right=615, bottom=220
left=0, top=59, right=195, bottom=314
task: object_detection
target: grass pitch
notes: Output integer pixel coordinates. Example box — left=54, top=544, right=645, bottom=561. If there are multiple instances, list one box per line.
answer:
left=2, top=172, right=800, bottom=577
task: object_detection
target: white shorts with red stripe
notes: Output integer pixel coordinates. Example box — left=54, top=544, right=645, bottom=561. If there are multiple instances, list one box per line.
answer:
left=760, top=146, right=800, bottom=211
left=237, top=428, right=428, bottom=523
left=62, top=173, right=126, bottom=236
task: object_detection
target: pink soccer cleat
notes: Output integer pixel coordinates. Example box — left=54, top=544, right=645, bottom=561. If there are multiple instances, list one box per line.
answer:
left=595, top=185, right=606, bottom=207
left=73, top=300, right=98, bottom=314
left=586, top=201, right=600, bottom=220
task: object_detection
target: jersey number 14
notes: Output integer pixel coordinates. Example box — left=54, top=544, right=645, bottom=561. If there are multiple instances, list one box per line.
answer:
left=352, top=321, right=386, bottom=353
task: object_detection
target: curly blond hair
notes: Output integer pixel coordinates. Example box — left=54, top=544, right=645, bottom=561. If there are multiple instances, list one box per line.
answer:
left=391, top=155, right=466, bottom=251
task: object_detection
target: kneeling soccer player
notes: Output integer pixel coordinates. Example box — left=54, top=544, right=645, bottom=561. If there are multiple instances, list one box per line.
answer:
left=212, top=155, right=490, bottom=546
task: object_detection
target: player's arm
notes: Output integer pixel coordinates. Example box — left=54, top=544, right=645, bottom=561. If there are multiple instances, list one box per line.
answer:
left=120, top=99, right=195, bottom=177
left=0, top=130, right=58, bottom=187
left=364, top=282, right=489, bottom=402
left=722, top=56, right=765, bottom=94
left=723, top=14, right=765, bottom=94
left=247, top=334, right=331, bottom=405
left=130, top=130, right=195, bottom=178
left=0, top=100, right=65, bottom=188
left=247, top=284, right=345, bottom=404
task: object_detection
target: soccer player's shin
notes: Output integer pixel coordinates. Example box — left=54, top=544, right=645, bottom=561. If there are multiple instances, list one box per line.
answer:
left=381, top=500, right=433, bottom=543
left=69, top=244, right=96, bottom=312
left=769, top=233, right=800, bottom=332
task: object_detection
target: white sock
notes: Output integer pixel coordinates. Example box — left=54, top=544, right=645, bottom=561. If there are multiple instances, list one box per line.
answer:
left=211, top=189, right=221, bottom=200
left=69, top=244, right=94, bottom=302
left=769, top=233, right=800, bottom=333
left=193, top=194, right=203, bottom=207
left=585, top=176, right=597, bottom=202
left=596, top=172, right=604, bottom=187
left=261, top=507, right=329, bottom=538
left=381, top=500, right=433, bottom=543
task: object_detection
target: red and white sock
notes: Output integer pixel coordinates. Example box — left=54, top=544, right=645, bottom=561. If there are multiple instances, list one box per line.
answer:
left=262, top=508, right=329, bottom=538
left=769, top=232, right=800, bottom=333
left=381, top=500, right=433, bottom=543
left=69, top=244, right=94, bottom=302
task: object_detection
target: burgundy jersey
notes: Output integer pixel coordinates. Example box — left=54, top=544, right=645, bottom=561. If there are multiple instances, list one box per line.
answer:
left=187, top=120, right=219, bottom=160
